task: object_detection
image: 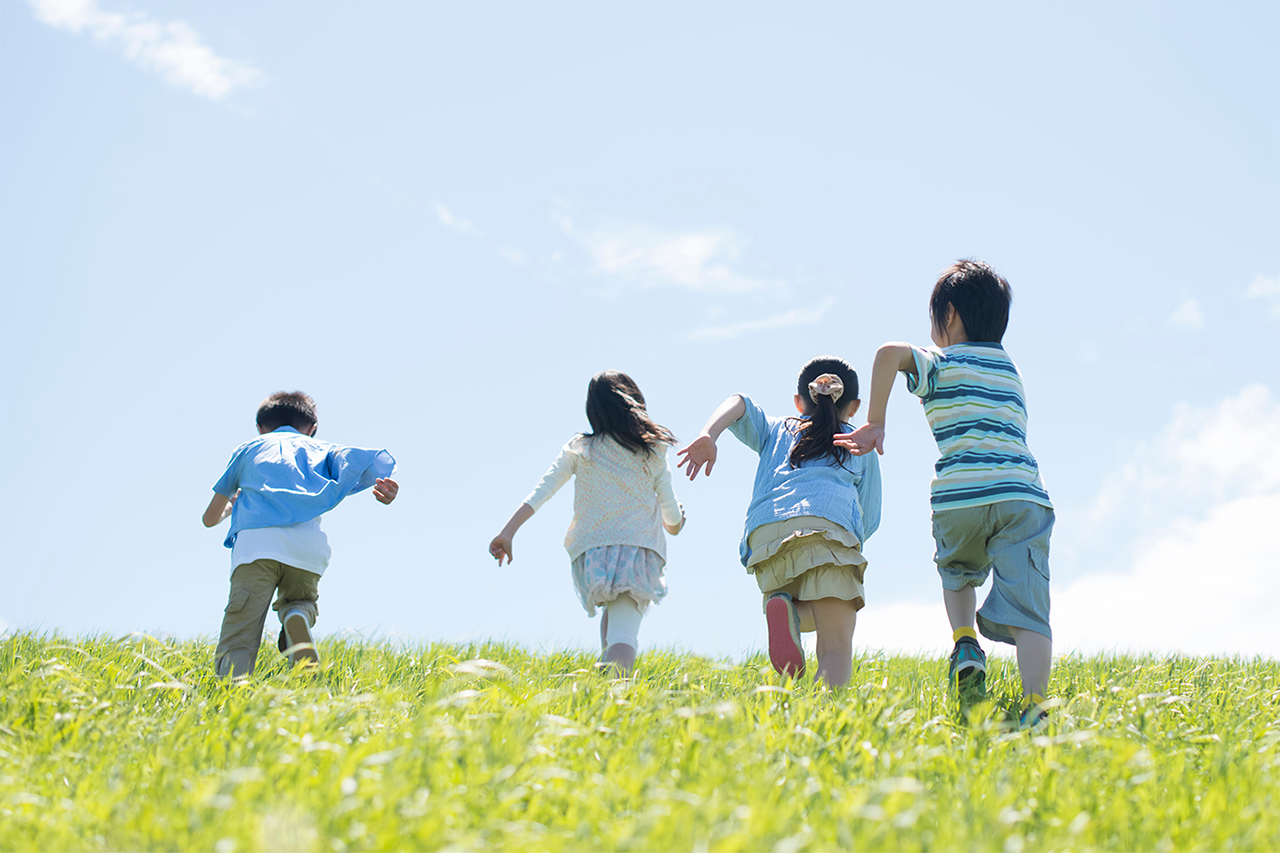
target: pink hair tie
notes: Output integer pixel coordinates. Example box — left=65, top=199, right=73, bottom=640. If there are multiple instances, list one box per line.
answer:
left=808, top=373, right=844, bottom=404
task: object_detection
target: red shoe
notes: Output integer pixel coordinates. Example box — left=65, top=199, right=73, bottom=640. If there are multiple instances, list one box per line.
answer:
left=765, top=593, right=805, bottom=678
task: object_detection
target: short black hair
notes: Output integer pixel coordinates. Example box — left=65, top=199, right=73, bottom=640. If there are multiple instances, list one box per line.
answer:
left=930, top=259, right=1012, bottom=343
left=256, top=391, right=317, bottom=432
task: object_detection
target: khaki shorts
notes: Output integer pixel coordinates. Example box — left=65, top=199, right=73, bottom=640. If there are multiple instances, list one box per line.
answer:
left=214, top=559, right=321, bottom=677
left=932, top=500, right=1054, bottom=645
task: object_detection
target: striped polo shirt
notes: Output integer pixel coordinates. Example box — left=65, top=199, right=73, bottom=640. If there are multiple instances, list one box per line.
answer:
left=906, top=342, right=1052, bottom=511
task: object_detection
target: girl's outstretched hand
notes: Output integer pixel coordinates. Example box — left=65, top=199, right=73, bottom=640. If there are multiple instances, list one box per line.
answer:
left=489, top=534, right=514, bottom=566
left=834, top=423, right=886, bottom=456
left=676, top=436, right=718, bottom=480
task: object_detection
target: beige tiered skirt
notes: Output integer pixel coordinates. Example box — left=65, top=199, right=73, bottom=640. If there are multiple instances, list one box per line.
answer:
left=746, top=516, right=867, bottom=612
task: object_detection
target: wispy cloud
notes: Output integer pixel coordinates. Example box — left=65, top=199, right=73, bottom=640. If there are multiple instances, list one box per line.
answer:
left=553, top=209, right=779, bottom=295
left=1246, top=273, right=1280, bottom=321
left=24, top=0, right=261, bottom=100
left=1167, top=296, right=1203, bottom=331
left=434, top=202, right=480, bottom=237
left=1058, top=384, right=1280, bottom=657
left=497, top=247, right=525, bottom=265
left=687, top=297, right=838, bottom=342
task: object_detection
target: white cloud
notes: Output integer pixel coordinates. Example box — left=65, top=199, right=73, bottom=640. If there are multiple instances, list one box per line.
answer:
left=497, top=247, right=525, bottom=265
left=1167, top=296, right=1203, bottom=331
left=850, top=386, right=1280, bottom=660
left=434, top=202, right=480, bottom=237
left=553, top=209, right=779, bottom=294
left=1055, top=492, right=1280, bottom=657
left=25, top=0, right=261, bottom=100
left=1060, top=384, right=1280, bottom=658
left=687, top=297, right=838, bottom=342
left=1246, top=273, right=1280, bottom=320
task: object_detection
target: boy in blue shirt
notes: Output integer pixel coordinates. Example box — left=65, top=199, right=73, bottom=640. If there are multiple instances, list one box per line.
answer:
left=838, top=260, right=1054, bottom=726
left=203, top=391, right=398, bottom=677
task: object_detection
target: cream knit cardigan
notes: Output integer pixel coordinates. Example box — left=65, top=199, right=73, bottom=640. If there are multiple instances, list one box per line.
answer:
left=523, top=434, right=683, bottom=561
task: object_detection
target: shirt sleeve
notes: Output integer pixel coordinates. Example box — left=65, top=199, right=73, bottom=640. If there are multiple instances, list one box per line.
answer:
left=652, top=454, right=683, bottom=527
left=905, top=346, right=943, bottom=401
left=211, top=445, right=247, bottom=497
left=522, top=442, right=577, bottom=511
left=857, top=451, right=882, bottom=541
left=726, top=395, right=770, bottom=454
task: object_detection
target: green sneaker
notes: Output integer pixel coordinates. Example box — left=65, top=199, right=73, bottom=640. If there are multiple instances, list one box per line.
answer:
left=1020, top=696, right=1049, bottom=730
left=948, top=637, right=987, bottom=700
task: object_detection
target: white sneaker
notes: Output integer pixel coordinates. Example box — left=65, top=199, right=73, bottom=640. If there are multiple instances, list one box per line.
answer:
left=282, top=610, right=319, bottom=666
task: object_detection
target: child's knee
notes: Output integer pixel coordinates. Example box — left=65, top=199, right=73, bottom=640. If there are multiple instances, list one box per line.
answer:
left=604, top=595, right=643, bottom=649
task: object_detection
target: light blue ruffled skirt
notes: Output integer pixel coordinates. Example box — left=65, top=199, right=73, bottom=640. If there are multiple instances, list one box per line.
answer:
left=570, top=545, right=668, bottom=617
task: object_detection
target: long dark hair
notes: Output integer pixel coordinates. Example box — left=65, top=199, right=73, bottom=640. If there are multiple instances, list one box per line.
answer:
left=787, top=356, right=859, bottom=468
left=583, top=370, right=677, bottom=455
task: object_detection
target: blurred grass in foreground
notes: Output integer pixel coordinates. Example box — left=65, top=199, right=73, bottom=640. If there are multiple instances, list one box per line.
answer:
left=1, top=634, right=1277, bottom=851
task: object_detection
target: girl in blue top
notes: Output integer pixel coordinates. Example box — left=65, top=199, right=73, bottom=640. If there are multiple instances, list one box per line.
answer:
left=678, top=356, right=881, bottom=687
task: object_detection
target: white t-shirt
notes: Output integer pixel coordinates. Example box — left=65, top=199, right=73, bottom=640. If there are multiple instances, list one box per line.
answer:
left=229, top=518, right=331, bottom=577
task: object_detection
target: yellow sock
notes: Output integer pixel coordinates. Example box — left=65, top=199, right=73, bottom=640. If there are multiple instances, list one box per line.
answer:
left=1027, top=693, right=1046, bottom=708
left=952, top=627, right=978, bottom=643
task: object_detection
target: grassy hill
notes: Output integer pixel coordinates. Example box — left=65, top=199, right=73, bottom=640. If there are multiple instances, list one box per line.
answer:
left=1, top=635, right=1277, bottom=851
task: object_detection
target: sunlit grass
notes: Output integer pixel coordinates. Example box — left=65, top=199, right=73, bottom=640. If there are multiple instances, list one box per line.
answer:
left=1, top=634, right=1277, bottom=851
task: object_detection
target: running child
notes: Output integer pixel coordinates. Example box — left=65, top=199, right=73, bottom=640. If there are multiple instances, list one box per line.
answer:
left=836, top=259, right=1054, bottom=726
left=203, top=391, right=398, bottom=677
left=489, top=370, right=685, bottom=676
left=677, top=357, right=881, bottom=687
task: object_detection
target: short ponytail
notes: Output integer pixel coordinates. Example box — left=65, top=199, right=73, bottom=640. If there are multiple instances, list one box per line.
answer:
left=788, top=356, right=859, bottom=468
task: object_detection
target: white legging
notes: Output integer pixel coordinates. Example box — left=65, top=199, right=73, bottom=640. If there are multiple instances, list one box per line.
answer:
left=605, top=594, right=644, bottom=649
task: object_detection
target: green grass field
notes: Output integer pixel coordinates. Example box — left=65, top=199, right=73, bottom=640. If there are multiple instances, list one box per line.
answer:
left=1, top=634, right=1276, bottom=852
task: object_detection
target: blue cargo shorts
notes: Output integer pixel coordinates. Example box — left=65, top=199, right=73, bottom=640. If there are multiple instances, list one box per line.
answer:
left=932, top=500, right=1054, bottom=646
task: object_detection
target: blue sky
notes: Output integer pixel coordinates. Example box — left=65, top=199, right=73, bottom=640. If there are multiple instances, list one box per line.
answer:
left=2, top=1, right=1277, bottom=661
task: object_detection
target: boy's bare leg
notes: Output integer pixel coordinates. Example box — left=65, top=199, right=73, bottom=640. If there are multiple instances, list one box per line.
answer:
left=810, top=597, right=857, bottom=687
left=943, top=586, right=977, bottom=630
left=1007, top=626, right=1051, bottom=699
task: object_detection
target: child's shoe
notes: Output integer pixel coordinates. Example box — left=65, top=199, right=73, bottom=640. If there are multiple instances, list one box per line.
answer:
left=948, top=630, right=987, bottom=700
left=765, top=592, right=805, bottom=678
left=282, top=609, right=319, bottom=667
left=1019, top=694, right=1049, bottom=730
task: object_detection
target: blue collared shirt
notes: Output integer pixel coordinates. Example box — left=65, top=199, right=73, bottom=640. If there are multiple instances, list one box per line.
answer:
left=728, top=396, right=881, bottom=565
left=213, top=426, right=396, bottom=549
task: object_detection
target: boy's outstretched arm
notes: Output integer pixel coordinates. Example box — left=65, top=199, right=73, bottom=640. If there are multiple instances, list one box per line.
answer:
left=202, top=492, right=236, bottom=527
left=835, top=343, right=916, bottom=456
left=676, top=395, right=746, bottom=480
left=489, top=503, right=534, bottom=566
left=373, top=477, right=398, bottom=504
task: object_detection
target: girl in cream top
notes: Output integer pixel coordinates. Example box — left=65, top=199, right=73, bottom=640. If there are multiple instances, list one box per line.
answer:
left=490, top=370, right=684, bottom=676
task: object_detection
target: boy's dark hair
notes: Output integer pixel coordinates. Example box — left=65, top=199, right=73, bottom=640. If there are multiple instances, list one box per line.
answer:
left=256, top=391, right=317, bottom=432
left=930, top=259, right=1012, bottom=343
left=584, top=370, right=677, bottom=455
left=788, top=356, right=859, bottom=468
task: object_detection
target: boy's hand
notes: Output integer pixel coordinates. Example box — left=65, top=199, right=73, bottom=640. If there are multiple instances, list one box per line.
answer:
left=373, top=477, right=399, bottom=504
left=489, top=534, right=514, bottom=566
left=835, top=423, right=886, bottom=456
left=676, top=436, right=718, bottom=480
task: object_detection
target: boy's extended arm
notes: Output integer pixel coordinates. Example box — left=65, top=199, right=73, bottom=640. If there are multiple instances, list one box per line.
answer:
left=675, top=395, right=746, bottom=480
left=835, top=343, right=917, bottom=456
left=202, top=492, right=236, bottom=527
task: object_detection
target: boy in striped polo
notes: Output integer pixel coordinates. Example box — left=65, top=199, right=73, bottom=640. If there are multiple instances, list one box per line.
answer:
left=837, top=260, right=1054, bottom=727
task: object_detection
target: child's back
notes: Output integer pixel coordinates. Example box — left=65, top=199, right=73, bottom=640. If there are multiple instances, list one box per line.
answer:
left=204, top=392, right=398, bottom=677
